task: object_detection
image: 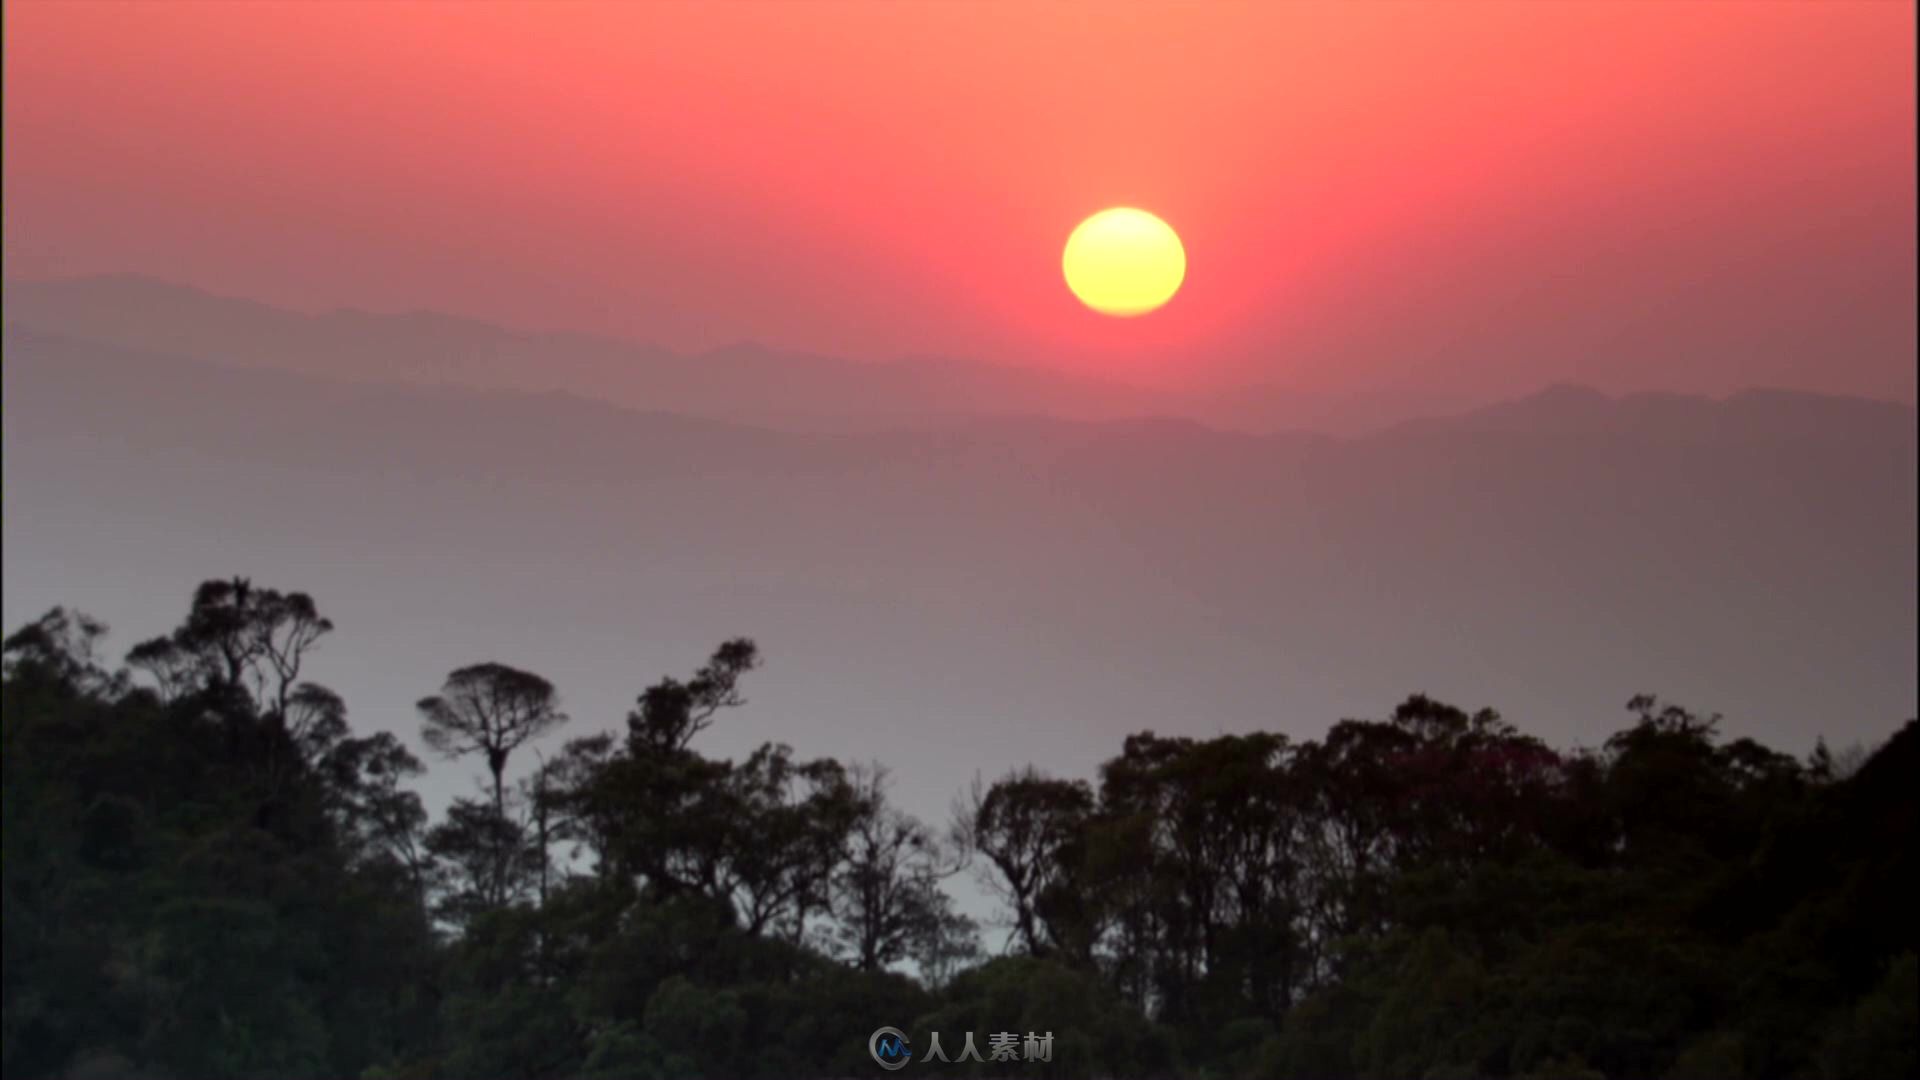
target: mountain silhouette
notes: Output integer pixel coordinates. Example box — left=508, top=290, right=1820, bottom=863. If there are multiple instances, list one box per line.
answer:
left=5, top=322, right=1912, bottom=841
left=3, top=274, right=1485, bottom=435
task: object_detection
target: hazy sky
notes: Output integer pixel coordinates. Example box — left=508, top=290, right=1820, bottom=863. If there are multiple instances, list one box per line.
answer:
left=4, top=1, right=1914, bottom=399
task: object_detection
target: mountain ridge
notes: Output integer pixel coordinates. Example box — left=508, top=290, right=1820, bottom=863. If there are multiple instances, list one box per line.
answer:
left=3, top=274, right=1181, bottom=433
left=5, top=319, right=1913, bottom=849
left=6, top=315, right=1910, bottom=456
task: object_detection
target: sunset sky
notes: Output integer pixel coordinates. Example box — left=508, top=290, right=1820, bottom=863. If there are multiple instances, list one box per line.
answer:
left=5, top=1, right=1914, bottom=400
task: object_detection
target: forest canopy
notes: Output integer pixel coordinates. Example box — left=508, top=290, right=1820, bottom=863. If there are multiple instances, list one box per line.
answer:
left=2, top=579, right=1913, bottom=1080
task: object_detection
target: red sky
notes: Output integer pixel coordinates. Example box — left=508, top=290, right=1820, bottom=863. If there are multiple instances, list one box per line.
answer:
left=4, top=1, right=1914, bottom=400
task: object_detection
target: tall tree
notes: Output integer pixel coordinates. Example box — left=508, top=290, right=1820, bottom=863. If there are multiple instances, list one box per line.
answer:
left=425, top=798, right=542, bottom=926
left=417, top=662, right=567, bottom=817
left=721, top=743, right=860, bottom=939
left=626, top=638, right=759, bottom=752
left=961, top=767, right=1094, bottom=957
left=125, top=578, right=332, bottom=716
left=833, top=763, right=959, bottom=971
left=0, top=607, right=121, bottom=697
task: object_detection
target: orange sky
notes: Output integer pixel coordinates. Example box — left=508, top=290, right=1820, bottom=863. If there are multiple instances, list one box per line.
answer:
left=4, top=1, right=1914, bottom=400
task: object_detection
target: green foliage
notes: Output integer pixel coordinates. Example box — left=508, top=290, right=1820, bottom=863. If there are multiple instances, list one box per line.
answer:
left=919, top=956, right=1177, bottom=1077
left=1814, top=953, right=1918, bottom=1080
left=2, top=596, right=435, bottom=1080
left=1357, top=929, right=1490, bottom=1080
left=4, top=584, right=1915, bottom=1080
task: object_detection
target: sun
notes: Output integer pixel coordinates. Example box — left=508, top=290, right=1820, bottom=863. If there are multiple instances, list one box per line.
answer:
left=1062, top=207, right=1186, bottom=317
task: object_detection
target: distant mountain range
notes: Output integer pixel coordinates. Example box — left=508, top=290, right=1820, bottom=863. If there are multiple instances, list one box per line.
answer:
left=4, top=274, right=1466, bottom=435
left=4, top=311, right=1913, bottom=834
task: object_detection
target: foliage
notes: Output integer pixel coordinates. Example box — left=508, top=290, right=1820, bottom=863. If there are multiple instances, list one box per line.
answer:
left=3, top=583, right=1914, bottom=1079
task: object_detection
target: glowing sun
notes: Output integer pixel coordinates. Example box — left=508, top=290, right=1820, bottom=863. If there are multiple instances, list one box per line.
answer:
left=1062, top=207, right=1186, bottom=317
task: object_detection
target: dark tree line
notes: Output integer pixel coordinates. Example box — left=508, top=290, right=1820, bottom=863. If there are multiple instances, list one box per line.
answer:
left=2, top=579, right=1913, bottom=1079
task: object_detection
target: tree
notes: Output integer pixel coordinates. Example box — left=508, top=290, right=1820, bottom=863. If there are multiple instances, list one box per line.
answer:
left=284, top=682, right=351, bottom=764
left=833, top=763, right=960, bottom=972
left=626, top=638, right=759, bottom=752
left=1, top=588, right=437, bottom=1080
left=319, top=731, right=432, bottom=881
left=12, top=579, right=1920, bottom=1080
left=720, top=742, right=860, bottom=940
left=909, top=884, right=983, bottom=991
left=960, top=767, right=1094, bottom=957
left=425, top=798, right=544, bottom=926
left=417, top=662, right=567, bottom=817
left=124, top=578, right=333, bottom=716
left=528, top=732, right=620, bottom=876
left=1, top=607, right=120, bottom=696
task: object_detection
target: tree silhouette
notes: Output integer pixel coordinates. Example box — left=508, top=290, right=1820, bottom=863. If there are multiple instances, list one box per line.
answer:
left=626, top=637, right=758, bottom=752
left=124, top=578, right=332, bottom=716
left=832, top=763, right=959, bottom=971
left=961, top=766, right=1094, bottom=957
left=417, top=662, right=567, bottom=817
left=5, top=581, right=1916, bottom=1080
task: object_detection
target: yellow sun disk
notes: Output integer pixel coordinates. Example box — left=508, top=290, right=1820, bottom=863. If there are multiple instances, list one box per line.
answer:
left=1063, top=208, right=1186, bottom=316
